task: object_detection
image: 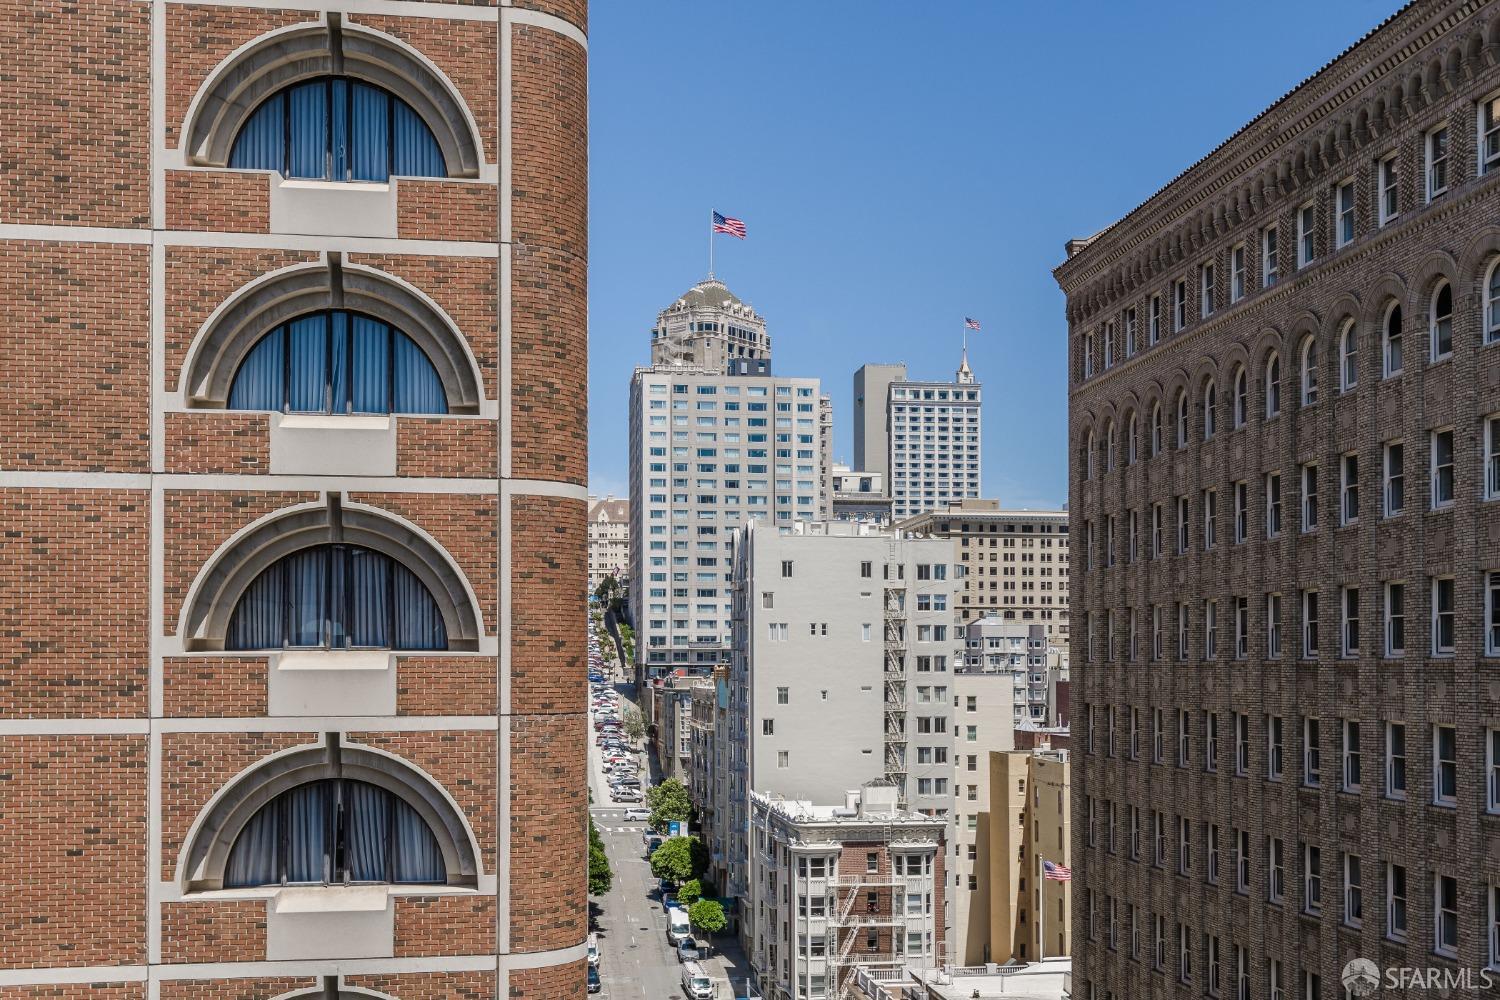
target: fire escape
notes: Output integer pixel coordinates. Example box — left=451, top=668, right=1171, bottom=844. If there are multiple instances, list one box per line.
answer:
left=882, top=588, right=907, bottom=803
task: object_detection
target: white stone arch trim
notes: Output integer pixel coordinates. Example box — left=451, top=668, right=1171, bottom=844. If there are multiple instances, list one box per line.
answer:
left=177, top=495, right=485, bottom=651
left=178, top=736, right=484, bottom=893
left=178, top=257, right=484, bottom=413
left=272, top=988, right=396, bottom=1000
left=181, top=18, right=484, bottom=178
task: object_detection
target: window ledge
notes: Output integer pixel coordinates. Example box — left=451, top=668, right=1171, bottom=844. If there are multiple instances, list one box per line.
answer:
left=182, top=883, right=482, bottom=906
left=276, top=413, right=392, bottom=432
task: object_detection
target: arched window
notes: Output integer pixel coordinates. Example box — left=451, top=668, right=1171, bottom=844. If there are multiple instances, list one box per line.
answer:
left=1151, top=403, right=1163, bottom=456
left=1083, top=430, right=1096, bottom=479
left=225, top=778, right=445, bottom=888
left=1383, top=303, right=1404, bottom=378
left=1339, top=321, right=1358, bottom=392
left=229, top=78, right=445, bottom=182
left=1104, top=420, right=1116, bottom=471
left=1127, top=413, right=1139, bottom=464
left=1175, top=390, right=1189, bottom=449
left=1300, top=338, right=1318, bottom=406
left=1265, top=353, right=1282, bottom=418
left=1487, top=260, right=1500, bottom=346
left=1202, top=380, right=1217, bottom=440
left=227, top=310, right=447, bottom=415
left=1232, top=366, right=1248, bottom=429
left=227, top=544, right=447, bottom=651
left=1431, top=281, right=1453, bottom=361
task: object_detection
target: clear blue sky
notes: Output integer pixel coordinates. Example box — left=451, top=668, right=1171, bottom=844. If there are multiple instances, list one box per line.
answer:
left=586, top=0, right=1397, bottom=507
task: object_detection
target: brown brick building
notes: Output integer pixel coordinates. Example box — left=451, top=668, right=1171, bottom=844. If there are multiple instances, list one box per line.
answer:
left=1057, top=2, right=1500, bottom=997
left=1, top=2, right=587, bottom=997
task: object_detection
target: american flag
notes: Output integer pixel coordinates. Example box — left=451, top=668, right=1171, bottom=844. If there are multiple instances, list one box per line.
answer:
left=713, top=211, right=747, bottom=239
left=964, top=317, right=982, bottom=331
left=1042, top=859, right=1072, bottom=881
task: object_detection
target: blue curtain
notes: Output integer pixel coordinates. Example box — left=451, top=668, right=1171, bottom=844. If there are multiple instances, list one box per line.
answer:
left=286, top=315, right=328, bottom=413
left=284, top=548, right=328, bottom=647
left=391, top=98, right=445, bottom=179
left=392, top=794, right=445, bottom=883
left=351, top=315, right=392, bottom=413
left=392, top=560, right=447, bottom=650
left=283, top=782, right=329, bottom=883
left=224, top=801, right=280, bottom=888
left=229, top=77, right=445, bottom=182
left=286, top=80, right=327, bottom=179
left=228, top=326, right=285, bottom=410
left=227, top=92, right=285, bottom=173
left=350, top=82, right=391, bottom=182
left=392, top=333, right=447, bottom=414
left=345, top=781, right=391, bottom=881
left=227, top=545, right=447, bottom=651
left=226, top=559, right=285, bottom=649
left=347, top=547, right=391, bottom=647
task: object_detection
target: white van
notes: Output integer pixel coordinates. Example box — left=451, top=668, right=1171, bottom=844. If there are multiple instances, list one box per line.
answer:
left=586, top=932, right=599, bottom=967
left=680, top=961, right=715, bottom=999
left=666, top=905, right=692, bottom=944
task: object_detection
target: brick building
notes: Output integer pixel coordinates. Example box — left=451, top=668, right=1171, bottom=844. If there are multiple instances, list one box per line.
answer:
left=1, top=2, right=587, bottom=998
left=1057, top=2, right=1500, bottom=997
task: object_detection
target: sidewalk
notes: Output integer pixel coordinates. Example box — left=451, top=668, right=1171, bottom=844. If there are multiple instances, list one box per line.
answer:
left=702, top=929, right=753, bottom=999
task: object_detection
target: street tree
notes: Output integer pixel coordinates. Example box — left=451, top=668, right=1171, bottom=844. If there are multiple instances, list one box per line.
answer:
left=587, top=820, right=612, bottom=896
left=649, top=836, right=707, bottom=885
left=688, top=899, right=727, bottom=937
left=645, top=777, right=691, bottom=829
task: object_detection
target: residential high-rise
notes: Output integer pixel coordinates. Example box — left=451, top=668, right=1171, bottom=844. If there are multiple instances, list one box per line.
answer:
left=1057, top=4, right=1500, bottom=996
left=900, top=500, right=1071, bottom=642
left=959, top=618, right=1056, bottom=726
left=716, top=520, right=956, bottom=906
left=628, top=279, right=828, bottom=676
left=854, top=359, right=983, bottom=521
left=0, top=2, right=588, bottom=998
left=587, top=495, right=630, bottom=591
left=746, top=782, right=947, bottom=1000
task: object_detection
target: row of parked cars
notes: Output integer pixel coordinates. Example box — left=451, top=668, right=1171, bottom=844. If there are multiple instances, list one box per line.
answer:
left=591, top=678, right=646, bottom=806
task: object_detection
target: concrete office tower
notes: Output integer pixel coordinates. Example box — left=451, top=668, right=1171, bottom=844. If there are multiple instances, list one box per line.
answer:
left=853, top=360, right=983, bottom=521
left=0, top=3, right=588, bottom=997
left=948, top=663, right=1019, bottom=964
left=628, top=337, right=826, bottom=676
left=717, top=520, right=957, bottom=906
left=746, top=783, right=947, bottom=1000
left=650, top=276, right=771, bottom=372
left=1056, top=4, right=1500, bottom=996
left=901, top=501, right=1071, bottom=641
left=987, top=747, right=1071, bottom=965
left=587, top=495, right=630, bottom=591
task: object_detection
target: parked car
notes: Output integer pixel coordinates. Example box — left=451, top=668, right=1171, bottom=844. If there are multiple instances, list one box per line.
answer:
left=666, top=906, right=692, bottom=944
left=586, top=965, right=601, bottom=994
left=611, top=788, right=642, bottom=803
left=676, top=937, right=703, bottom=963
left=586, top=932, right=600, bottom=967
left=680, top=962, right=714, bottom=1000
left=623, top=806, right=652, bottom=822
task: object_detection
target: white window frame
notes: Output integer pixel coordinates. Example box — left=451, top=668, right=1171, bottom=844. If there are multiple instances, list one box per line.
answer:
left=1335, top=178, right=1355, bottom=248
left=1103, top=322, right=1115, bottom=369
left=1173, top=279, right=1187, bottom=332
left=1387, top=861, right=1408, bottom=942
left=1433, top=724, right=1457, bottom=807
left=1082, top=331, right=1094, bottom=379
left=1267, top=594, right=1282, bottom=660
left=1268, top=715, right=1284, bottom=781
left=1231, top=243, right=1247, bottom=303
left=1383, top=301, right=1403, bottom=378
left=1201, top=260, right=1215, bottom=318
left=1301, top=463, right=1318, bottom=532
left=1485, top=413, right=1500, bottom=500
left=1265, top=472, right=1282, bottom=538
left=1488, top=572, right=1500, bottom=658
left=1384, top=581, right=1405, bottom=658
left=1378, top=153, right=1399, bottom=226
left=1487, top=258, right=1500, bottom=346
left=1432, top=576, right=1455, bottom=655
left=1262, top=226, right=1279, bottom=287
left=1149, top=294, right=1161, bottom=345
left=1426, top=124, right=1449, bottom=202
left=1340, top=452, right=1359, bottom=526
left=1124, top=306, right=1137, bottom=357
left=1480, top=90, right=1500, bottom=176
left=1431, top=279, right=1454, bottom=361
left=1302, top=842, right=1322, bottom=915
left=1340, top=586, right=1359, bottom=659
left=1265, top=352, right=1281, bottom=417
left=1303, top=716, right=1320, bottom=787
left=1296, top=202, right=1315, bottom=269
left=1176, top=392, right=1188, bottom=449
left=1430, top=427, right=1455, bottom=509
left=1383, top=440, right=1404, bottom=517
left=1341, top=718, right=1361, bottom=792
left=1234, top=481, right=1248, bottom=544
left=1385, top=721, right=1407, bottom=800
left=1343, top=852, right=1363, bottom=929
left=1232, top=366, right=1247, bottom=428
left=1435, top=873, right=1459, bottom=958
left=1339, top=320, right=1357, bottom=393
left=1299, top=338, right=1317, bottom=406
left=1203, top=381, right=1216, bottom=440
left=1486, top=725, right=1500, bottom=815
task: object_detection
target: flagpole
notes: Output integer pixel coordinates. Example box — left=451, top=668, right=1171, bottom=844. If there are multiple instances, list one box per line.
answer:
left=708, top=209, right=715, bottom=279
left=1037, top=853, right=1044, bottom=961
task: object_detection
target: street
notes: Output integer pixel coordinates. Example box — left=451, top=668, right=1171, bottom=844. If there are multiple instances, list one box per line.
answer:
left=588, top=674, right=750, bottom=1000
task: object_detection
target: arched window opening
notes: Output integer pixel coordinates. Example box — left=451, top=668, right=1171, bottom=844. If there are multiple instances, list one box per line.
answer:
left=1301, top=339, right=1318, bottom=406
left=227, top=310, right=447, bottom=415
left=1431, top=282, right=1453, bottom=361
left=1485, top=260, right=1500, bottom=346
left=1383, top=304, right=1404, bottom=378
left=227, top=543, right=448, bottom=651
left=1104, top=421, right=1116, bottom=472
left=1082, top=430, right=1096, bottom=480
left=1232, top=366, right=1248, bottom=428
left=1151, top=403, right=1163, bottom=456
left=1127, top=414, right=1139, bottom=464
left=1265, top=353, right=1282, bottom=418
left=1339, top=321, right=1358, bottom=392
left=229, top=77, right=445, bottom=182
left=225, top=778, right=445, bottom=888
left=1202, top=381, right=1217, bottom=440
left=1175, top=391, right=1189, bottom=449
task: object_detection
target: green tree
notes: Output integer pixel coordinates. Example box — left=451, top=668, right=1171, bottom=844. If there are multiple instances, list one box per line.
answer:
left=676, top=878, right=702, bottom=907
left=623, top=705, right=647, bottom=743
left=688, top=898, right=727, bottom=937
left=649, top=836, right=707, bottom=885
left=587, top=820, right=612, bottom=896
left=645, top=777, right=692, bottom=829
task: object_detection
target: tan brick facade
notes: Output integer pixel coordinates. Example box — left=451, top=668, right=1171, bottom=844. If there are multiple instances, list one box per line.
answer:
left=1058, top=3, right=1500, bottom=997
left=1, top=2, right=587, bottom=997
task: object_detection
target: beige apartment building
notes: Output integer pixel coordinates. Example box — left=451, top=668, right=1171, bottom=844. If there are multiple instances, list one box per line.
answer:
left=900, top=500, right=1070, bottom=642
left=588, top=495, right=630, bottom=592
left=988, top=746, right=1071, bottom=966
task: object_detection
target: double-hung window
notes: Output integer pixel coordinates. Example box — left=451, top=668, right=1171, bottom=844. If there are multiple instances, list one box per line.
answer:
left=1297, top=203, right=1316, bottom=269
left=1432, top=577, right=1455, bottom=655
left=1201, top=261, right=1215, bottom=318
left=1267, top=594, right=1282, bottom=659
left=1149, top=295, right=1162, bottom=345
left=1340, top=453, right=1359, bottom=526
left=1385, top=722, right=1407, bottom=799
left=1485, top=413, right=1500, bottom=500
left=1234, top=481, right=1248, bottom=543
left=1432, top=281, right=1455, bottom=361
left=1343, top=853, right=1363, bottom=928
left=1302, top=843, right=1322, bottom=915
left=1203, top=489, right=1217, bottom=550
left=1125, top=307, right=1138, bottom=357
left=1383, top=303, right=1404, bottom=377
left=1378, top=154, right=1399, bottom=226
left=1303, top=717, right=1321, bottom=787
left=1301, top=590, right=1319, bottom=658
left=1387, top=862, right=1409, bottom=942
left=1488, top=572, right=1500, bottom=657
left=1383, top=441, right=1404, bottom=516
left=1231, top=244, right=1247, bottom=303
left=1481, top=91, right=1500, bottom=176
left=1427, top=125, right=1449, bottom=201
left=1262, top=226, right=1279, bottom=287
left=1384, top=582, right=1405, bottom=658
left=1433, top=725, right=1457, bottom=807
left=1335, top=179, right=1355, bottom=248
left=1340, top=719, right=1361, bottom=791
left=1341, top=587, right=1359, bottom=658
left=1267, top=715, right=1284, bottom=781
left=1430, top=428, right=1455, bottom=509
left=1173, top=280, right=1188, bottom=332
left=1435, top=874, right=1459, bottom=957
